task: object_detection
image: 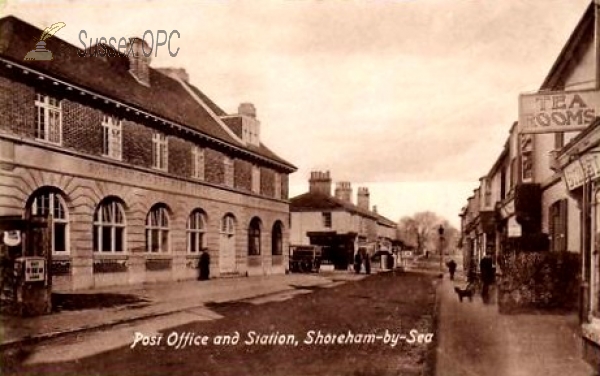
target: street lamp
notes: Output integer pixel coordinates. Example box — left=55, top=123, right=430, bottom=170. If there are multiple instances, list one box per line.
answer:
left=438, top=225, right=445, bottom=273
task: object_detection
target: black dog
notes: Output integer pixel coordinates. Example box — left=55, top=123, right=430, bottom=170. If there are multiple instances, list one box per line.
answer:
left=454, top=283, right=474, bottom=302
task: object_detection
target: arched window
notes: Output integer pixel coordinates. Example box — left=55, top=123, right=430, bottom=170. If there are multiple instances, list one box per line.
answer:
left=221, top=214, right=236, bottom=236
left=146, top=204, right=170, bottom=253
left=248, top=217, right=262, bottom=256
left=187, top=209, right=207, bottom=253
left=93, top=198, right=126, bottom=253
left=27, top=189, right=69, bottom=254
left=272, top=221, right=283, bottom=256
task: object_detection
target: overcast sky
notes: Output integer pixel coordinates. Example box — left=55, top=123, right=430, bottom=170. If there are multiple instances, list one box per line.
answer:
left=2, top=0, right=591, bottom=226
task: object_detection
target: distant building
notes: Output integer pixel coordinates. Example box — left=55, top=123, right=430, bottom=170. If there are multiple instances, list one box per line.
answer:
left=0, top=16, right=296, bottom=291
left=290, top=171, right=397, bottom=269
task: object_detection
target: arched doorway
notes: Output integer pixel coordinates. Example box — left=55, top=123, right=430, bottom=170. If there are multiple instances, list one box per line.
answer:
left=219, top=214, right=236, bottom=274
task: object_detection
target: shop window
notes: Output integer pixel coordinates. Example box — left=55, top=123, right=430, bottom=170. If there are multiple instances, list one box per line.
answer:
left=272, top=221, right=283, bottom=256
left=93, top=198, right=126, bottom=253
left=187, top=209, right=207, bottom=253
left=27, top=189, right=69, bottom=254
left=146, top=204, right=170, bottom=253
left=248, top=217, right=262, bottom=256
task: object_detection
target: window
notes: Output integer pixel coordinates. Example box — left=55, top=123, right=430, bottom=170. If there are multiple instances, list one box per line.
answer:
left=274, top=173, right=282, bottom=199
left=102, top=115, right=122, bottom=160
left=248, top=217, right=261, bottom=256
left=322, top=212, right=332, bottom=228
left=152, top=132, right=168, bottom=170
left=35, top=94, right=62, bottom=144
left=187, top=210, right=207, bottom=253
left=272, top=221, right=283, bottom=255
left=252, top=165, right=261, bottom=193
left=28, top=190, right=68, bottom=254
left=224, top=156, right=234, bottom=186
left=549, top=199, right=568, bottom=252
left=191, top=146, right=205, bottom=180
left=93, top=199, right=125, bottom=253
left=146, top=205, right=170, bottom=253
left=221, top=214, right=235, bottom=236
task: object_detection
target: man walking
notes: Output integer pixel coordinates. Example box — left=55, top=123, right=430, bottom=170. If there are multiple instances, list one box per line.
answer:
left=479, top=252, right=495, bottom=303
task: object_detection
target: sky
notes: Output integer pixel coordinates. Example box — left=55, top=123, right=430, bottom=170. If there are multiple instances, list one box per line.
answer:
left=1, top=0, right=592, bottom=227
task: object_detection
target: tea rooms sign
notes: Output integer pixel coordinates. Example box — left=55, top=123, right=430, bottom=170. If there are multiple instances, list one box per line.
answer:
left=519, top=90, right=600, bottom=134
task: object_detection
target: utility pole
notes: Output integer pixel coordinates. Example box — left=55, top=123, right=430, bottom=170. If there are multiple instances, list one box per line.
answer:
left=438, top=225, right=445, bottom=274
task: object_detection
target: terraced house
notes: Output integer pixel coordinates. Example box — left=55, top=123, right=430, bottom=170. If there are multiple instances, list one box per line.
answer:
left=0, top=16, right=296, bottom=291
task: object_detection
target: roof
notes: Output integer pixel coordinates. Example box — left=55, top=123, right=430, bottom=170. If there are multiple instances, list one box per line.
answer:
left=540, top=2, right=594, bottom=91
left=0, top=16, right=295, bottom=171
left=290, top=191, right=390, bottom=221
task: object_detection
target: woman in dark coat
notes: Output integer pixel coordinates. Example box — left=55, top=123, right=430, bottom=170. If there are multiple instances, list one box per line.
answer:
left=354, top=252, right=362, bottom=274
left=199, top=249, right=210, bottom=280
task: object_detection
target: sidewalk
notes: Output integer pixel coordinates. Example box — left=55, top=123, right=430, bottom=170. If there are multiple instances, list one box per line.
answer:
left=435, top=273, right=597, bottom=376
left=0, top=271, right=365, bottom=349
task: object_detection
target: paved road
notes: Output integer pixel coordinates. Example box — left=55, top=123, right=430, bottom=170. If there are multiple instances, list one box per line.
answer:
left=2, top=271, right=438, bottom=376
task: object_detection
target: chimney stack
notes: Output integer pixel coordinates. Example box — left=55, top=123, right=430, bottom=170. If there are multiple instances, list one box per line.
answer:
left=357, top=187, right=370, bottom=210
left=239, top=103, right=257, bottom=118
left=372, top=205, right=378, bottom=213
left=126, top=37, right=152, bottom=86
left=335, top=181, right=352, bottom=203
left=309, top=171, right=332, bottom=195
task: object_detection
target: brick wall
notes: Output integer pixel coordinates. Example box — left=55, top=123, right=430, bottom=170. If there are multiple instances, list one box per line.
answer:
left=0, top=76, right=35, bottom=138
left=205, top=148, right=225, bottom=184
left=63, top=100, right=104, bottom=155
left=260, top=167, right=275, bottom=197
left=168, top=136, right=191, bottom=177
left=234, top=159, right=252, bottom=191
left=122, top=120, right=153, bottom=168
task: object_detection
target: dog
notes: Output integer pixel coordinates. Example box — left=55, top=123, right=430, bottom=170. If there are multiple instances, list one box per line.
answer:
left=454, top=283, right=474, bottom=302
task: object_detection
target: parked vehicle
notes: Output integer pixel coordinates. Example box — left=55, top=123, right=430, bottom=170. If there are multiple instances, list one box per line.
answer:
left=289, top=245, right=322, bottom=273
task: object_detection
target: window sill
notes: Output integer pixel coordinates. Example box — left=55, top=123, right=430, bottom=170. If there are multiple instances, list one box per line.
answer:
left=145, top=254, right=172, bottom=259
left=93, top=253, right=128, bottom=260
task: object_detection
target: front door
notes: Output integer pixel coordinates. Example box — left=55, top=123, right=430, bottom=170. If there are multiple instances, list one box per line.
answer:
left=219, top=233, right=236, bottom=274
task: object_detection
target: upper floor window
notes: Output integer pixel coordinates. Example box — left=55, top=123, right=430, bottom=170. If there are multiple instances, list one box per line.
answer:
left=102, top=115, right=122, bottom=160
left=93, top=198, right=126, bottom=253
left=191, top=146, right=205, bottom=180
left=35, top=94, right=62, bottom=144
left=322, top=212, right=332, bottom=228
left=224, top=156, right=234, bottom=187
left=252, top=165, right=261, bottom=193
left=152, top=132, right=168, bottom=170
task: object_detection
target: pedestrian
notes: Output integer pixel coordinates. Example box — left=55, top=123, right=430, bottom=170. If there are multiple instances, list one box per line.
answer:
left=446, top=259, right=457, bottom=280
left=479, top=252, right=495, bottom=303
left=364, top=252, right=371, bottom=275
left=354, top=252, right=362, bottom=274
left=198, top=248, right=210, bottom=281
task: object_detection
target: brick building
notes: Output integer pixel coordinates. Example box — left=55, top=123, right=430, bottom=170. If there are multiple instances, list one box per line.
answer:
left=0, top=16, right=296, bottom=290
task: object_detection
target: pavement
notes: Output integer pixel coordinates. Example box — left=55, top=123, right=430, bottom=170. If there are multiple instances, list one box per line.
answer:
left=435, top=271, right=598, bottom=376
left=0, top=271, right=367, bottom=350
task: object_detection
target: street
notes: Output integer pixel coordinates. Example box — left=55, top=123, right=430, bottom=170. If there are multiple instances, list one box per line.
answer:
left=1, top=271, right=438, bottom=376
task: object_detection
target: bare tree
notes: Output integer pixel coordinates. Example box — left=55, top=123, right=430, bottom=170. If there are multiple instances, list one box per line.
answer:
left=397, top=211, right=459, bottom=255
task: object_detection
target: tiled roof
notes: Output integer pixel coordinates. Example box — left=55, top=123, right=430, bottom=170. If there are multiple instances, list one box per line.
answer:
left=290, top=192, right=379, bottom=220
left=0, top=16, right=295, bottom=170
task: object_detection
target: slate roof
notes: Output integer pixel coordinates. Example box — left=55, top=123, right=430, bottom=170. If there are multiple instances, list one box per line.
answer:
left=290, top=192, right=397, bottom=226
left=0, top=16, right=295, bottom=170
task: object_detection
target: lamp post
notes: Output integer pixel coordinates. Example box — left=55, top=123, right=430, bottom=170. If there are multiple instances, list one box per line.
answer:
left=438, top=225, right=445, bottom=273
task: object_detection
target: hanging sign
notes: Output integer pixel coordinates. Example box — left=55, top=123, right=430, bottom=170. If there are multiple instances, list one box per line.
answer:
left=519, top=90, right=599, bottom=134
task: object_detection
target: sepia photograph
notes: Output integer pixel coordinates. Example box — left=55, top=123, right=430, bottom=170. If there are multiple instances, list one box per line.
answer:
left=0, top=0, right=599, bottom=375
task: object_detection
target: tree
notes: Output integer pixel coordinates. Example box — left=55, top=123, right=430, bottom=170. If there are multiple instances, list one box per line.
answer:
left=397, top=211, right=459, bottom=255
